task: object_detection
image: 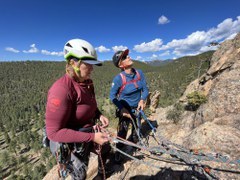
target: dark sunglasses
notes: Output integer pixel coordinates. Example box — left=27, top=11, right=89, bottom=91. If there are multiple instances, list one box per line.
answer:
left=121, top=55, right=128, bottom=61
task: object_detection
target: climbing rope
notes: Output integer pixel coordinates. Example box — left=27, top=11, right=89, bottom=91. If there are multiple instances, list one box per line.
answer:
left=94, top=125, right=106, bottom=180
left=105, top=110, right=240, bottom=179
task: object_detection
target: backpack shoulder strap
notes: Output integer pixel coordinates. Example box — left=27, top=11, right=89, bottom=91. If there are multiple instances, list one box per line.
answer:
left=118, top=70, right=141, bottom=96
left=135, top=70, right=141, bottom=80
left=119, top=72, right=126, bottom=96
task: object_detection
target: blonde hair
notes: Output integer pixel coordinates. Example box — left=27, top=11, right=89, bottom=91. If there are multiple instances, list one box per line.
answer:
left=66, top=59, right=81, bottom=81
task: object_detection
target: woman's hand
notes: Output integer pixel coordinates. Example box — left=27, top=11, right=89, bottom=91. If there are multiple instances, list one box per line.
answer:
left=93, top=132, right=109, bottom=145
left=137, top=100, right=145, bottom=110
left=99, top=115, right=109, bottom=128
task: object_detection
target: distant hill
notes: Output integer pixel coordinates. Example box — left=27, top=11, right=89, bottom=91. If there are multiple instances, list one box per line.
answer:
left=144, top=51, right=215, bottom=67
left=144, top=59, right=173, bottom=66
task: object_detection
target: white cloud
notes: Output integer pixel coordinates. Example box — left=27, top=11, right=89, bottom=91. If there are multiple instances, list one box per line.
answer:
left=95, top=45, right=110, bottom=53
left=23, top=44, right=39, bottom=53
left=159, top=16, right=240, bottom=58
left=133, top=39, right=163, bottom=53
left=159, top=51, right=170, bottom=57
left=5, top=47, right=20, bottom=53
left=135, top=56, right=142, bottom=60
left=150, top=54, right=158, bottom=60
left=199, top=45, right=218, bottom=53
left=225, top=32, right=237, bottom=40
left=41, top=50, right=64, bottom=56
left=112, top=45, right=128, bottom=52
left=158, top=15, right=170, bottom=25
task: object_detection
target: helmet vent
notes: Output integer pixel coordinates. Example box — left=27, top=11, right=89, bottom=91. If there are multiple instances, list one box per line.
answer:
left=66, top=43, right=72, bottom=47
left=82, top=47, right=89, bottom=54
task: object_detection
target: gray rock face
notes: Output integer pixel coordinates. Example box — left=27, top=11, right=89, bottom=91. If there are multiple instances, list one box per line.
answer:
left=194, top=34, right=240, bottom=129
left=150, top=33, right=240, bottom=179
left=178, top=34, right=240, bottom=130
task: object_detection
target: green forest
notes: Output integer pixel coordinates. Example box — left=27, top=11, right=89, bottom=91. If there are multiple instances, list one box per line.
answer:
left=0, top=51, right=213, bottom=179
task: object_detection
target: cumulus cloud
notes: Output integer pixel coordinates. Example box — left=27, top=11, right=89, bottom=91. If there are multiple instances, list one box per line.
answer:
left=159, top=16, right=240, bottom=57
left=5, top=43, right=70, bottom=57
left=199, top=45, right=218, bottom=53
left=23, top=44, right=39, bottom=53
left=41, top=50, right=64, bottom=56
left=159, top=51, right=170, bottom=57
left=160, top=31, right=207, bottom=56
left=225, top=32, right=237, bottom=40
left=133, top=39, right=163, bottom=53
left=150, top=54, right=158, bottom=60
left=158, top=15, right=170, bottom=25
left=135, top=56, right=142, bottom=60
left=5, top=47, right=20, bottom=53
left=112, top=45, right=128, bottom=52
left=95, top=45, right=110, bottom=53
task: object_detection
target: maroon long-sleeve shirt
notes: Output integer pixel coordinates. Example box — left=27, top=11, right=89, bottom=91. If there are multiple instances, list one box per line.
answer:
left=45, top=74, right=100, bottom=143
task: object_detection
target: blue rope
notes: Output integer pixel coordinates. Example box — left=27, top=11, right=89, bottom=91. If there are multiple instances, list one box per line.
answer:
left=139, top=110, right=156, bottom=133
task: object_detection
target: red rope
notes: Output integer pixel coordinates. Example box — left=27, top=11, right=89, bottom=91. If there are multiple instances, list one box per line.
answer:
left=94, top=125, right=106, bottom=180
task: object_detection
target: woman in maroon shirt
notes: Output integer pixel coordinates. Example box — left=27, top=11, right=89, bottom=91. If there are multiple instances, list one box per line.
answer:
left=45, top=39, right=111, bottom=179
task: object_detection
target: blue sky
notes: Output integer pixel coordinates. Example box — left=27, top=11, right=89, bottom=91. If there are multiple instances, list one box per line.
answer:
left=1, top=0, right=239, bottom=62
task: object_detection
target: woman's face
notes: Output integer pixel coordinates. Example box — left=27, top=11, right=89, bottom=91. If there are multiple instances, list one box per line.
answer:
left=77, top=61, right=93, bottom=80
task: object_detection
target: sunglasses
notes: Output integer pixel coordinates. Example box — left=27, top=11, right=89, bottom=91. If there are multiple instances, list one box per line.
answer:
left=121, top=55, right=128, bottom=61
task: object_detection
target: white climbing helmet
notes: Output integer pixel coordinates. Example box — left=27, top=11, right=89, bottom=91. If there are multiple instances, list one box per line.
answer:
left=64, top=38, right=102, bottom=66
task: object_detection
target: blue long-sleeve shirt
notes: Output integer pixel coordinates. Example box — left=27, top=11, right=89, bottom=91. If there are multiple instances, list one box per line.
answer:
left=109, top=68, right=149, bottom=110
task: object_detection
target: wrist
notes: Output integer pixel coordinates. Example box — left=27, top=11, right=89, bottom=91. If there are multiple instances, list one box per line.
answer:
left=139, top=100, right=144, bottom=104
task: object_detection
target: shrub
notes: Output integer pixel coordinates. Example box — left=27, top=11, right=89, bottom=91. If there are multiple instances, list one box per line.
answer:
left=167, top=103, right=184, bottom=124
left=186, top=91, right=207, bottom=111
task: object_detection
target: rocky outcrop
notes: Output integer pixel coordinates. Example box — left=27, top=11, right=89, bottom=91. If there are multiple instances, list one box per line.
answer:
left=149, top=33, right=240, bottom=179
left=148, top=90, right=161, bottom=113
left=179, top=33, right=240, bottom=128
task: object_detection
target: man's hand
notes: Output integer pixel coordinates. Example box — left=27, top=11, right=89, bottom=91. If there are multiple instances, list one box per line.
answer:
left=99, top=115, right=109, bottom=128
left=120, top=108, right=132, bottom=119
left=137, top=100, right=145, bottom=110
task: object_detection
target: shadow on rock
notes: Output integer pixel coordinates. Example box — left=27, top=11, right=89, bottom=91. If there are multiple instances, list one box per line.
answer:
left=129, top=167, right=209, bottom=180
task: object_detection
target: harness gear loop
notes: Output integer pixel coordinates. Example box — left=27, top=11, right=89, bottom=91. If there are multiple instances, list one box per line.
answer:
left=55, top=143, right=70, bottom=179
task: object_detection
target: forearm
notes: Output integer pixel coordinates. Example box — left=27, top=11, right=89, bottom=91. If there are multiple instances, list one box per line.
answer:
left=46, top=126, right=94, bottom=143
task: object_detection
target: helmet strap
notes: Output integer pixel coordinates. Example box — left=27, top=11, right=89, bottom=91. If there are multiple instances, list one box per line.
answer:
left=72, top=60, right=82, bottom=80
left=66, top=59, right=84, bottom=82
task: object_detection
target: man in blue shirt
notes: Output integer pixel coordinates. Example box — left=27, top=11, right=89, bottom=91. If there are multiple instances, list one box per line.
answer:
left=109, top=49, right=149, bottom=162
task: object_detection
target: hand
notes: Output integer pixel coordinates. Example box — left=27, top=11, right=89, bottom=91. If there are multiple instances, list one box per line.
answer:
left=99, top=115, right=109, bottom=128
left=120, top=108, right=132, bottom=119
left=93, top=132, right=109, bottom=145
left=137, top=100, right=145, bottom=110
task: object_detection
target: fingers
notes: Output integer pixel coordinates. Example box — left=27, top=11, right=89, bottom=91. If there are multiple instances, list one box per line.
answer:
left=101, top=119, right=109, bottom=128
left=99, top=115, right=109, bottom=128
left=93, top=132, right=109, bottom=145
